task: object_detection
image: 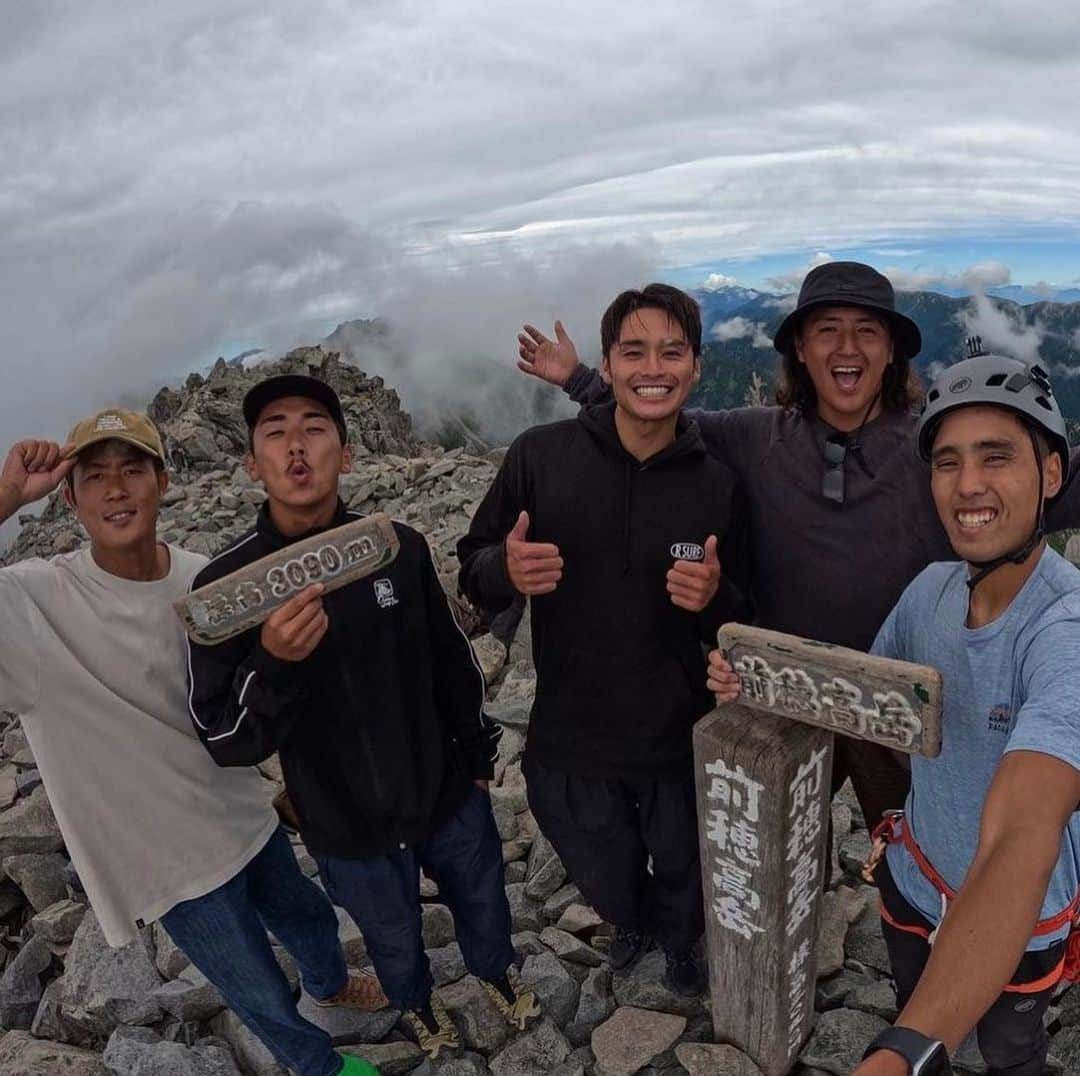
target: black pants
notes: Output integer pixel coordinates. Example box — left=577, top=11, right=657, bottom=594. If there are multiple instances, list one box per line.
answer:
left=523, top=753, right=704, bottom=952
left=315, top=786, right=515, bottom=1012
left=831, top=736, right=911, bottom=831
left=876, top=856, right=1063, bottom=1076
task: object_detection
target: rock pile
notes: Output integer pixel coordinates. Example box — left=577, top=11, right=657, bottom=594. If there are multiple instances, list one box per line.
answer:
left=4, top=350, right=1080, bottom=1074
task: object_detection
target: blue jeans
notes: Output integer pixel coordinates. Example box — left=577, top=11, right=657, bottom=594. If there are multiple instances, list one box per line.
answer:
left=161, top=827, right=346, bottom=1076
left=317, top=786, right=514, bottom=1012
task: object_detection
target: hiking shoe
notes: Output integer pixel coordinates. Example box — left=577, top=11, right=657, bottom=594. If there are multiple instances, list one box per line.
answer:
left=479, top=966, right=542, bottom=1030
left=607, top=926, right=649, bottom=970
left=401, top=995, right=460, bottom=1060
left=663, top=946, right=707, bottom=997
left=313, top=970, right=389, bottom=1012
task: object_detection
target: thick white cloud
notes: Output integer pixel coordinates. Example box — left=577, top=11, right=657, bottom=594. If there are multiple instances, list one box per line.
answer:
left=5, top=0, right=1080, bottom=465
left=961, top=293, right=1044, bottom=363
left=884, top=261, right=1012, bottom=292
left=711, top=317, right=772, bottom=349
left=702, top=273, right=738, bottom=291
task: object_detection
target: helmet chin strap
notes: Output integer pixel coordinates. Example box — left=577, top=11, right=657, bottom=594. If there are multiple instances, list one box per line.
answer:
left=966, top=425, right=1047, bottom=592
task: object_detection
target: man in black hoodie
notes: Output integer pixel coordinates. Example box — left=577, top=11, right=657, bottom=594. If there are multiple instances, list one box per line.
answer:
left=458, top=285, right=748, bottom=996
left=187, top=374, right=540, bottom=1060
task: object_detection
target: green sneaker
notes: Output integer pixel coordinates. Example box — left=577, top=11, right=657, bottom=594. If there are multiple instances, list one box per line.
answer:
left=336, top=1053, right=380, bottom=1075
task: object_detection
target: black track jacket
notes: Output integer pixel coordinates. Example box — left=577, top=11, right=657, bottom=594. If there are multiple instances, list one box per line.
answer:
left=187, top=501, right=501, bottom=859
left=457, top=402, right=749, bottom=780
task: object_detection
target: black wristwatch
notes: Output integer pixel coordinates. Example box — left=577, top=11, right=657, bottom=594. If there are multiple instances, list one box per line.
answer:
left=862, top=1027, right=952, bottom=1075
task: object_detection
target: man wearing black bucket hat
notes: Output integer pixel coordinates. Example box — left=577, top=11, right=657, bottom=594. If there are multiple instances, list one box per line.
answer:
left=515, top=262, right=1080, bottom=843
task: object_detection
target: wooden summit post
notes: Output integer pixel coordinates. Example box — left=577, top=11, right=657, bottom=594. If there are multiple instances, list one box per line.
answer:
left=693, top=624, right=943, bottom=1076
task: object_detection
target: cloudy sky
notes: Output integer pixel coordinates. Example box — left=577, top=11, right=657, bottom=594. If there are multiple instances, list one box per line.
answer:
left=4, top=0, right=1080, bottom=453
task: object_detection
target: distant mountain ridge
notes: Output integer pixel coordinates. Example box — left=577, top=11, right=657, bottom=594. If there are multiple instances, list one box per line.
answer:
left=690, top=285, right=1080, bottom=419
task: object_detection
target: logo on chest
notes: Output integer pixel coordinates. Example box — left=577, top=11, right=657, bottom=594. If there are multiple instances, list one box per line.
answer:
left=670, top=541, right=705, bottom=561
left=987, top=704, right=1012, bottom=734
left=373, top=578, right=399, bottom=609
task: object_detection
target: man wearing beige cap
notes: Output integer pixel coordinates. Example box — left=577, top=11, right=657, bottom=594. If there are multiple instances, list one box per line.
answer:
left=0, top=411, right=381, bottom=1076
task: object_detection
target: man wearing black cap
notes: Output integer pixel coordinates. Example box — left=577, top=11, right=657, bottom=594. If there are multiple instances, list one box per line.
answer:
left=186, top=374, right=539, bottom=1060
left=516, top=262, right=1080, bottom=838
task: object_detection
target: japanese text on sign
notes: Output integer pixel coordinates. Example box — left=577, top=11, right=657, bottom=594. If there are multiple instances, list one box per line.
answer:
left=704, top=757, right=766, bottom=941
left=734, top=655, right=922, bottom=750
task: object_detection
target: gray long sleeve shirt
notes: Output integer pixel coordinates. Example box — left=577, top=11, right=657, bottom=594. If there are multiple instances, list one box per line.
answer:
left=566, top=365, right=1080, bottom=651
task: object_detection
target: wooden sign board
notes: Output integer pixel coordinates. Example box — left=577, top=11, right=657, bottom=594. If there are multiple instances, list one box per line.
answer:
left=695, top=624, right=944, bottom=1073
left=175, top=514, right=400, bottom=645
left=717, top=623, right=943, bottom=758
left=694, top=708, right=833, bottom=1076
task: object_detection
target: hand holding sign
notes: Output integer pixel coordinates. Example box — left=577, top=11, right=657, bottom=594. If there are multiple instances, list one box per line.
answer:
left=706, top=648, right=742, bottom=704
left=667, top=534, right=721, bottom=612
left=505, top=510, right=563, bottom=596
left=261, top=584, right=328, bottom=661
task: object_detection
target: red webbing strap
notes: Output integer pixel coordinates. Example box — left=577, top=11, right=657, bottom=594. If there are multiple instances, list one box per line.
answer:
left=874, top=813, right=1080, bottom=937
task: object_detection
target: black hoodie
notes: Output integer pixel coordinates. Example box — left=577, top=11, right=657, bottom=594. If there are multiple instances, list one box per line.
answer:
left=187, top=501, right=501, bottom=859
left=457, top=402, right=749, bottom=779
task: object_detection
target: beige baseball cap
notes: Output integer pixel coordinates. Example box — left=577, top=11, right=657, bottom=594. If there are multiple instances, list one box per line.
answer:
left=64, top=409, right=166, bottom=463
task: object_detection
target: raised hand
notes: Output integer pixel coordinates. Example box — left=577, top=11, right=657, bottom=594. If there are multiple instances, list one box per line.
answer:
left=706, top=649, right=742, bottom=704
left=517, top=321, right=581, bottom=386
left=260, top=584, right=329, bottom=662
left=666, top=535, right=721, bottom=612
left=0, top=441, right=77, bottom=514
left=505, top=510, right=563, bottom=596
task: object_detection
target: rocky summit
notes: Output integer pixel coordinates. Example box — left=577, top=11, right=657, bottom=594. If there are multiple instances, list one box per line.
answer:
left=2, top=349, right=1079, bottom=1074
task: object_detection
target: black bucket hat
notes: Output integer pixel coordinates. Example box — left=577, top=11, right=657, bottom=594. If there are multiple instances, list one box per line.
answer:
left=773, top=261, right=922, bottom=360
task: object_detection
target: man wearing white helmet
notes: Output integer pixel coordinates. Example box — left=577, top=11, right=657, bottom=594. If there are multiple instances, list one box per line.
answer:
left=712, top=347, right=1080, bottom=1075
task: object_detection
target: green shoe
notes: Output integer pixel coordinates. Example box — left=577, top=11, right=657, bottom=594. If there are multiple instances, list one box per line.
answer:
left=336, top=1052, right=380, bottom=1075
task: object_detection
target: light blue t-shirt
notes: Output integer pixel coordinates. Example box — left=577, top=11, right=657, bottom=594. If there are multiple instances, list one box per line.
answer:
left=872, top=548, right=1080, bottom=950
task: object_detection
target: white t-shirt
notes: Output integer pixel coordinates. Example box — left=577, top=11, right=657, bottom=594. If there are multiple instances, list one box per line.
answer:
left=0, top=544, right=278, bottom=946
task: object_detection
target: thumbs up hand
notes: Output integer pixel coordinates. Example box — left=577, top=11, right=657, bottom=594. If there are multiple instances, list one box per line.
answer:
left=505, top=510, right=564, bottom=596
left=666, top=535, right=721, bottom=612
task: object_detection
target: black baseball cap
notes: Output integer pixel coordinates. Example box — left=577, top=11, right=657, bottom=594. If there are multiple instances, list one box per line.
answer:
left=242, top=374, right=348, bottom=442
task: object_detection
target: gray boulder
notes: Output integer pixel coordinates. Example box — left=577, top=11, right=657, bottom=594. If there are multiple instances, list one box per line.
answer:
left=103, top=1025, right=242, bottom=1075
left=611, top=950, right=704, bottom=1018
left=295, top=988, right=400, bottom=1045
left=521, top=951, right=580, bottom=1027
left=524, top=831, right=566, bottom=903
left=505, top=884, right=543, bottom=934
left=412, top=1050, right=492, bottom=1076
left=209, top=1010, right=288, bottom=1076
left=436, top=976, right=511, bottom=1054
left=540, top=927, right=604, bottom=967
left=0, top=933, right=53, bottom=1029
left=0, top=786, right=64, bottom=856
left=32, top=898, right=88, bottom=945
left=3, top=851, right=70, bottom=912
left=58, top=910, right=163, bottom=1039
left=151, top=923, right=192, bottom=980
left=799, top=1008, right=889, bottom=1075
left=489, top=1018, right=571, bottom=1076
left=0, top=1030, right=106, bottom=1075
left=566, top=964, right=615, bottom=1047
left=674, top=1042, right=765, bottom=1075
left=422, top=904, right=457, bottom=949
left=590, top=1006, right=685, bottom=1076
left=150, top=965, right=227, bottom=1023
